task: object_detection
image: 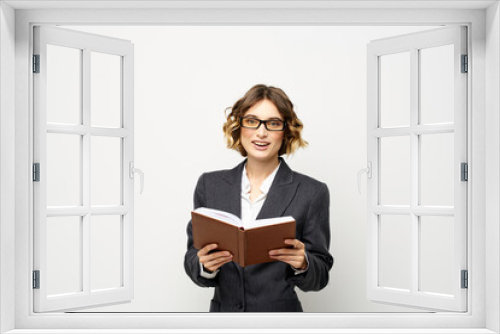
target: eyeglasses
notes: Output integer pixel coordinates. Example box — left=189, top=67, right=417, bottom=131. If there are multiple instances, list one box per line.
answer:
left=239, top=117, right=286, bottom=131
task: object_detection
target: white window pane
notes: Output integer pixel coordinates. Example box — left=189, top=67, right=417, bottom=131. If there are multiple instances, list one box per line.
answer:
left=380, top=136, right=410, bottom=205
left=91, top=136, right=121, bottom=206
left=91, top=52, right=121, bottom=128
left=46, top=216, right=81, bottom=296
left=420, top=133, right=454, bottom=206
left=91, top=215, right=122, bottom=291
left=46, top=133, right=81, bottom=207
left=420, top=216, right=454, bottom=295
left=420, top=44, right=454, bottom=125
left=380, top=52, right=410, bottom=128
left=46, top=44, right=81, bottom=125
left=379, top=215, right=410, bottom=290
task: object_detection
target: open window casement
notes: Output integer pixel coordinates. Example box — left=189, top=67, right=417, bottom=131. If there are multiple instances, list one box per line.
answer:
left=33, top=26, right=135, bottom=312
left=366, top=26, right=467, bottom=312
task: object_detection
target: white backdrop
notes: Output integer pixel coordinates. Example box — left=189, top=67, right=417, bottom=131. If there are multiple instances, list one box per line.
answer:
left=61, top=25, right=437, bottom=312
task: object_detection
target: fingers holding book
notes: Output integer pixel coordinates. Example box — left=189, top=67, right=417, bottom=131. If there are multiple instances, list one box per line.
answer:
left=268, top=239, right=307, bottom=270
left=197, top=243, right=233, bottom=272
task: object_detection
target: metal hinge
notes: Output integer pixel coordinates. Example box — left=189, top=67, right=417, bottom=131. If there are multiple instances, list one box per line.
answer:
left=33, top=54, right=40, bottom=73
left=33, top=163, right=40, bottom=182
left=461, top=270, right=468, bottom=289
left=461, top=54, right=468, bottom=73
left=461, top=162, right=468, bottom=181
left=33, top=270, right=40, bottom=289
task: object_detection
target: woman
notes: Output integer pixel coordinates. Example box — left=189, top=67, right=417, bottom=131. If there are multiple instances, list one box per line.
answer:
left=184, top=84, right=333, bottom=312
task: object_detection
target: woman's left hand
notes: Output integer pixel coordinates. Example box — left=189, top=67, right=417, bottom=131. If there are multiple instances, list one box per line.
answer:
left=269, top=239, right=307, bottom=270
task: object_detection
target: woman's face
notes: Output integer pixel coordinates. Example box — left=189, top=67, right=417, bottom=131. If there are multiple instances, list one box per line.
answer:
left=240, top=99, right=285, bottom=164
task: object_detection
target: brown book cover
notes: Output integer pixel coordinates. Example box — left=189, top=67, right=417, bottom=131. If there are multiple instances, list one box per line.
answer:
left=191, top=208, right=296, bottom=267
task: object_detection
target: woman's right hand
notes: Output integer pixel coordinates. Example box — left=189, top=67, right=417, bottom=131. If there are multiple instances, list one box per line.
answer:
left=197, top=243, right=233, bottom=272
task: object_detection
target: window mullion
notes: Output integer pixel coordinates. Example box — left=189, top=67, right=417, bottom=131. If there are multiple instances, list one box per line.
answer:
left=410, top=47, right=419, bottom=295
left=122, top=51, right=134, bottom=292
left=82, top=47, right=91, bottom=295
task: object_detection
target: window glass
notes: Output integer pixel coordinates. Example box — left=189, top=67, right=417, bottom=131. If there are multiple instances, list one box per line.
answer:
left=91, top=136, right=121, bottom=206
left=380, top=52, right=410, bottom=128
left=91, top=52, right=121, bottom=128
left=379, top=215, right=411, bottom=290
left=420, top=216, right=454, bottom=295
left=420, top=44, right=454, bottom=124
left=380, top=136, right=411, bottom=205
left=46, top=133, right=81, bottom=207
left=47, top=216, right=82, bottom=295
left=91, top=215, right=122, bottom=291
left=420, top=133, right=454, bottom=206
left=47, top=44, right=82, bottom=125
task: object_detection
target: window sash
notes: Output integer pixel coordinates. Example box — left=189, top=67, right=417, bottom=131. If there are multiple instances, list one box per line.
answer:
left=366, top=26, right=468, bottom=312
left=32, top=25, right=135, bottom=312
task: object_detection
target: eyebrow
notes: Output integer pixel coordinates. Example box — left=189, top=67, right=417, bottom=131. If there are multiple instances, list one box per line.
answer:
left=244, top=114, right=283, bottom=121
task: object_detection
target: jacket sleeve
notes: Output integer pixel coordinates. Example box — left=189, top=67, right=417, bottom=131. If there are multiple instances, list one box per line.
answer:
left=183, top=173, right=219, bottom=288
left=288, top=182, right=334, bottom=291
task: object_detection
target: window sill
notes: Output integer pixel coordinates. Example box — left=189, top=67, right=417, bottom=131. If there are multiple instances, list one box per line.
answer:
left=4, top=329, right=498, bottom=334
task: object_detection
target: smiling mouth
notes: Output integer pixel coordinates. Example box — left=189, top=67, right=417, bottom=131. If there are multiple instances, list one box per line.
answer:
left=253, top=141, right=270, bottom=147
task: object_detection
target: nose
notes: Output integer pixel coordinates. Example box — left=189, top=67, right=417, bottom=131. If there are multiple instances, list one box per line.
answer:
left=256, top=123, right=268, bottom=137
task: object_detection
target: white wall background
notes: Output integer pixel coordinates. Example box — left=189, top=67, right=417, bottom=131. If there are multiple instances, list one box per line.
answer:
left=59, top=25, right=437, bottom=312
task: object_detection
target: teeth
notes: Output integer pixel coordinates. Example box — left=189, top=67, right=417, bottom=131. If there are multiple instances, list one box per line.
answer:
left=254, top=142, right=269, bottom=146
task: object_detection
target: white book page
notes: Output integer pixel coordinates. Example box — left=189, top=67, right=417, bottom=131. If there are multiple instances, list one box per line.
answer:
left=194, top=207, right=242, bottom=227
left=194, top=207, right=295, bottom=230
left=246, top=216, right=295, bottom=229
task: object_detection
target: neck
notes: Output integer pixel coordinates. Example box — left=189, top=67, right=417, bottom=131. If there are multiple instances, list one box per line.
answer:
left=245, top=157, right=280, bottom=181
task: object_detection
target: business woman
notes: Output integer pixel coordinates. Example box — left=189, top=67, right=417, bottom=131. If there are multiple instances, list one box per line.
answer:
left=184, top=84, right=334, bottom=312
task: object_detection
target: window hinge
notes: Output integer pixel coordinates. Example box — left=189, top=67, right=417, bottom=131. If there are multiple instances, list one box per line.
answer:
left=33, top=270, right=40, bottom=289
left=33, top=163, right=40, bottom=182
left=461, top=54, right=468, bottom=73
left=461, top=270, right=468, bottom=289
left=461, top=162, right=468, bottom=181
left=33, top=54, right=40, bottom=73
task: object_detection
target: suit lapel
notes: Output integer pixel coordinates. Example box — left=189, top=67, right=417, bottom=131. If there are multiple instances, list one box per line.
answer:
left=220, top=160, right=245, bottom=218
left=219, top=160, right=245, bottom=274
left=218, top=158, right=299, bottom=220
left=256, top=159, right=299, bottom=220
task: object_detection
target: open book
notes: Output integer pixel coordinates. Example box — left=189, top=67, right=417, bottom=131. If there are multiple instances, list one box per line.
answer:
left=191, top=207, right=296, bottom=267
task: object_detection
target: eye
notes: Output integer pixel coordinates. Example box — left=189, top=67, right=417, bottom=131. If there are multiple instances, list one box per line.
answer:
left=245, top=118, right=259, bottom=126
left=269, top=120, right=282, bottom=127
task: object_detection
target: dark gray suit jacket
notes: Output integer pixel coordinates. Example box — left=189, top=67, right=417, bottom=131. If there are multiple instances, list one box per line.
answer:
left=184, top=158, right=334, bottom=312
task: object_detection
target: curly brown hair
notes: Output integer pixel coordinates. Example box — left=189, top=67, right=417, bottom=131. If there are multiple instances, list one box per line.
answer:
left=223, top=84, right=308, bottom=157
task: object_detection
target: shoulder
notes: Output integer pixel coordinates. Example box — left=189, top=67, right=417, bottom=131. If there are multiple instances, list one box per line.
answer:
left=196, top=161, right=244, bottom=185
left=290, top=168, right=328, bottom=192
left=196, top=169, right=229, bottom=185
left=289, top=170, right=330, bottom=207
left=198, top=167, right=236, bottom=180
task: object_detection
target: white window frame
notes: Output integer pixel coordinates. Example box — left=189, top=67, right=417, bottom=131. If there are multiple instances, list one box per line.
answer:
left=1, top=2, right=499, bottom=333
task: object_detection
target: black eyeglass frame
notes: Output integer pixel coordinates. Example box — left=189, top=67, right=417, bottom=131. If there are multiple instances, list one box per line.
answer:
left=239, top=117, right=287, bottom=131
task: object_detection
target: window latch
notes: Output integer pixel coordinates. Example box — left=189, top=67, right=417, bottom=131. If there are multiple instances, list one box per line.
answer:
left=357, top=161, right=372, bottom=194
left=129, top=162, right=144, bottom=194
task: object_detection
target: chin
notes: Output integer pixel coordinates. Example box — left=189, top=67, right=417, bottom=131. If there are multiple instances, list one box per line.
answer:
left=249, top=152, right=279, bottom=162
